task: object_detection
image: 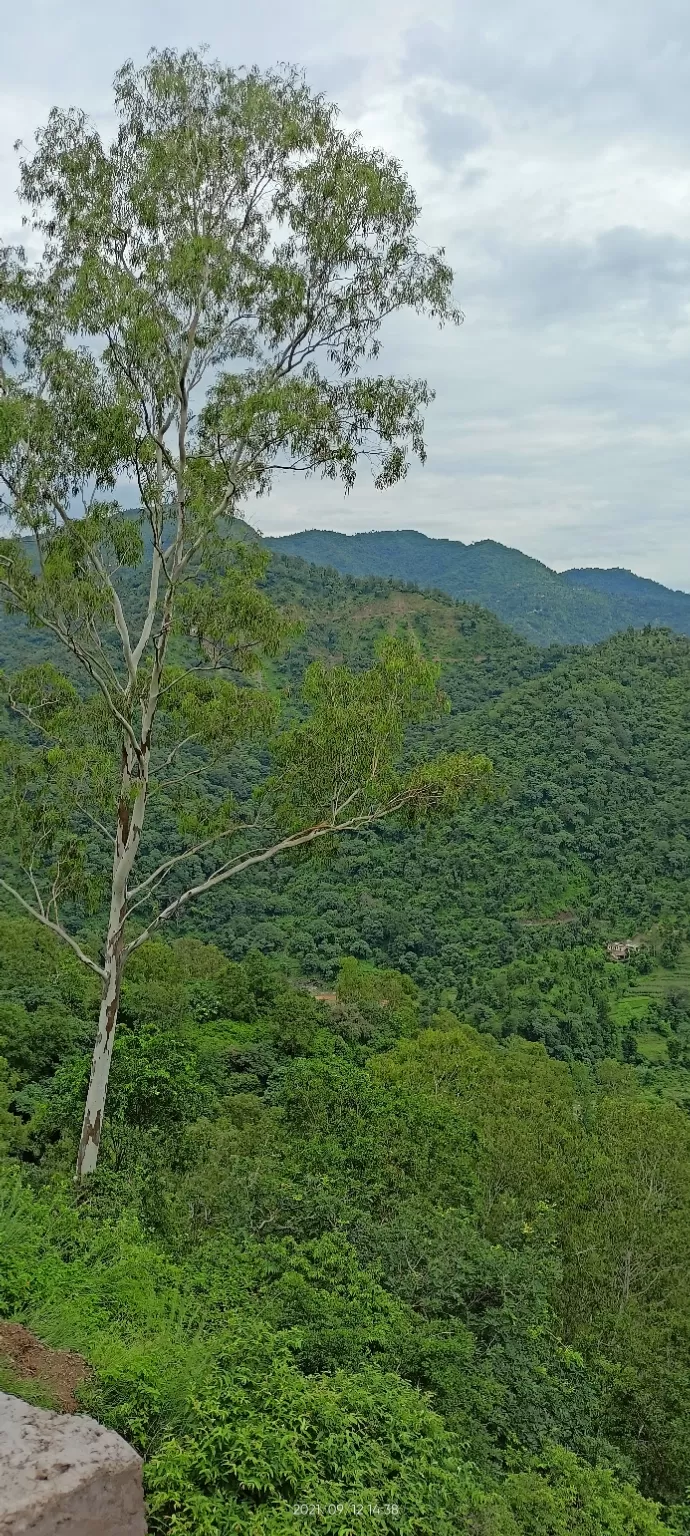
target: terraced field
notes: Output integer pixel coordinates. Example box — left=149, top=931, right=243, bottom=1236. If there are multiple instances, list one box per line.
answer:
left=628, top=944, right=690, bottom=1000
left=608, top=943, right=690, bottom=1063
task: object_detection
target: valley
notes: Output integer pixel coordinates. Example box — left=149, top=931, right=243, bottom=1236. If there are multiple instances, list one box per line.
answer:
left=2, top=45, right=690, bottom=1530
left=3, top=543, right=690, bottom=1527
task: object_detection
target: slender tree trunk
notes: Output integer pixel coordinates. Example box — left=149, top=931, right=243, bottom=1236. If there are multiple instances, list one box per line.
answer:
left=75, top=744, right=143, bottom=1182
left=75, top=924, right=125, bottom=1181
left=74, top=625, right=166, bottom=1181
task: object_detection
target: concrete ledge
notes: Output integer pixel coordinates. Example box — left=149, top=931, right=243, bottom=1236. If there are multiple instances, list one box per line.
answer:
left=0, top=1391, right=147, bottom=1535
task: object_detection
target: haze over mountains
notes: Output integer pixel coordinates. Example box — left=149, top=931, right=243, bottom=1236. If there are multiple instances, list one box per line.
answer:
left=264, top=529, right=690, bottom=648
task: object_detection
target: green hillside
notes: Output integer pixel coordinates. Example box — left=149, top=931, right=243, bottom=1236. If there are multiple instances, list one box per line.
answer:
left=196, top=615, right=690, bottom=1064
left=3, top=551, right=690, bottom=1045
left=4, top=543, right=685, bottom=1063
left=563, top=564, right=690, bottom=631
left=265, top=528, right=690, bottom=646
left=5, top=45, right=690, bottom=1535
left=4, top=550, right=690, bottom=1530
left=263, top=553, right=563, bottom=714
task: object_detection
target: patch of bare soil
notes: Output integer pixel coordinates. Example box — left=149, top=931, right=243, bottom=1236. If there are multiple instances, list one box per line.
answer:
left=349, top=593, right=427, bottom=621
left=516, top=910, right=576, bottom=927
left=0, top=1322, right=90, bottom=1412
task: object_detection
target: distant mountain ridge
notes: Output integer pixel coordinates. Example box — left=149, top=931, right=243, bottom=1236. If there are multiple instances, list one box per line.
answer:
left=264, top=528, right=690, bottom=647
left=561, top=564, right=690, bottom=625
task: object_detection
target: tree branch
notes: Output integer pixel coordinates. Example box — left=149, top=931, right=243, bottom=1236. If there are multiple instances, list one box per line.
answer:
left=0, top=877, right=106, bottom=977
left=127, top=826, right=239, bottom=903
left=131, top=544, right=162, bottom=669
left=75, top=802, right=117, bottom=845
left=0, top=575, right=142, bottom=758
left=123, top=800, right=414, bottom=957
left=90, top=550, right=137, bottom=688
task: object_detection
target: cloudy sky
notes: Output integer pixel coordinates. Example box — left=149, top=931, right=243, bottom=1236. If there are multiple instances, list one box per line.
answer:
left=3, top=0, right=690, bottom=584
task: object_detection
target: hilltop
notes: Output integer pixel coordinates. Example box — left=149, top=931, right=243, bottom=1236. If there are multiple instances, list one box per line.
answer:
left=265, top=528, right=690, bottom=647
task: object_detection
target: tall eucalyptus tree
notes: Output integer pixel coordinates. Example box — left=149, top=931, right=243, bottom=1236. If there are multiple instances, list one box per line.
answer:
left=0, top=49, right=488, bottom=1178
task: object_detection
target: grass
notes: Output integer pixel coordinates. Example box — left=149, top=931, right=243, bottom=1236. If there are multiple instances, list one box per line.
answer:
left=609, top=998, right=668, bottom=1064
left=0, top=1357, right=58, bottom=1411
left=635, top=1031, right=669, bottom=1064
left=610, top=996, right=653, bottom=1029
left=609, top=945, right=690, bottom=1065
left=628, top=944, right=690, bottom=1000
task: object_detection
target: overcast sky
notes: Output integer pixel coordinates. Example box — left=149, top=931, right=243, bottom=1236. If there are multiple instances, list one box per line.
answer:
left=3, top=0, right=690, bottom=584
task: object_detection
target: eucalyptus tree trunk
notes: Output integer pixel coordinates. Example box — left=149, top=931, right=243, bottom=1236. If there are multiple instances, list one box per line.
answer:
left=74, top=577, right=166, bottom=1180
left=75, top=914, right=125, bottom=1179
left=75, top=742, right=149, bottom=1181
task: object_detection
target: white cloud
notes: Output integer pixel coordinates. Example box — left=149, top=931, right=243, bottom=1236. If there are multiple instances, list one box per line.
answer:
left=2, top=0, right=690, bottom=585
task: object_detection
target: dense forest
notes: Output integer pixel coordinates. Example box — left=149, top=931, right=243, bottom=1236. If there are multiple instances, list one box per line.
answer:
left=4, top=550, right=690, bottom=1531
left=266, top=529, right=690, bottom=647
left=3, top=43, right=690, bottom=1536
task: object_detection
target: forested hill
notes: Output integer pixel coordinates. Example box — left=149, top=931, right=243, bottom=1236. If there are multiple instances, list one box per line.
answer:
left=6, top=549, right=690, bottom=1528
left=562, top=563, right=690, bottom=633
left=262, top=552, right=563, bottom=714
left=3, top=547, right=690, bottom=1023
left=264, top=527, right=690, bottom=647
left=0, top=545, right=562, bottom=708
left=194, top=598, right=690, bottom=1059
left=4, top=551, right=690, bottom=996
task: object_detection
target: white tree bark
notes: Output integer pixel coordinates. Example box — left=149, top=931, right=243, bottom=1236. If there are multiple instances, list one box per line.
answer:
left=73, top=451, right=178, bottom=1179
left=75, top=927, right=124, bottom=1180
left=75, top=738, right=150, bottom=1181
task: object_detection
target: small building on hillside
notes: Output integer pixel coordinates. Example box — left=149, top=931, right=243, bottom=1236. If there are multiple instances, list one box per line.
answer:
left=606, top=940, right=641, bottom=962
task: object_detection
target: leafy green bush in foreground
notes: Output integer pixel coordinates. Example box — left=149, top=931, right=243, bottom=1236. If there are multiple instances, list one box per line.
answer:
left=1, top=922, right=688, bottom=1531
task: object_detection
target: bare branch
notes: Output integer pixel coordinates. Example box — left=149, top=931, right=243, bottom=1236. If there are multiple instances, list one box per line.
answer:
left=127, top=826, right=239, bottom=902
left=153, top=733, right=199, bottom=768
left=131, top=544, right=162, bottom=669
left=75, top=802, right=117, bottom=845
left=0, top=877, right=106, bottom=977
left=90, top=550, right=137, bottom=687
left=148, top=762, right=209, bottom=798
left=54, top=628, right=141, bottom=756
left=28, top=866, right=46, bottom=915
left=125, top=771, right=446, bottom=956
left=0, top=574, right=142, bottom=758
left=124, top=803, right=409, bottom=956
left=5, top=695, right=61, bottom=745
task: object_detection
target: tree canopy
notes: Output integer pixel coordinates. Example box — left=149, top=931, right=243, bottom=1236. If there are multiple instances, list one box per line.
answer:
left=0, top=47, right=478, bottom=1180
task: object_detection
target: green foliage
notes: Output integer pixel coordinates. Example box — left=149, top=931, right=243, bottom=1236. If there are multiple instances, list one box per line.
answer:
left=265, top=528, right=690, bottom=648
left=0, top=1056, right=23, bottom=1157
left=0, top=46, right=469, bottom=1181
left=0, top=1000, right=89, bottom=1082
left=3, top=531, right=690, bottom=1527
left=501, top=1446, right=668, bottom=1534
left=2, top=46, right=457, bottom=551
left=337, top=957, right=418, bottom=1011
left=145, top=1327, right=488, bottom=1535
left=267, top=633, right=491, bottom=835
left=2, top=76, right=690, bottom=1519
left=0, top=916, right=685, bottom=1531
left=184, top=620, right=690, bottom=1077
